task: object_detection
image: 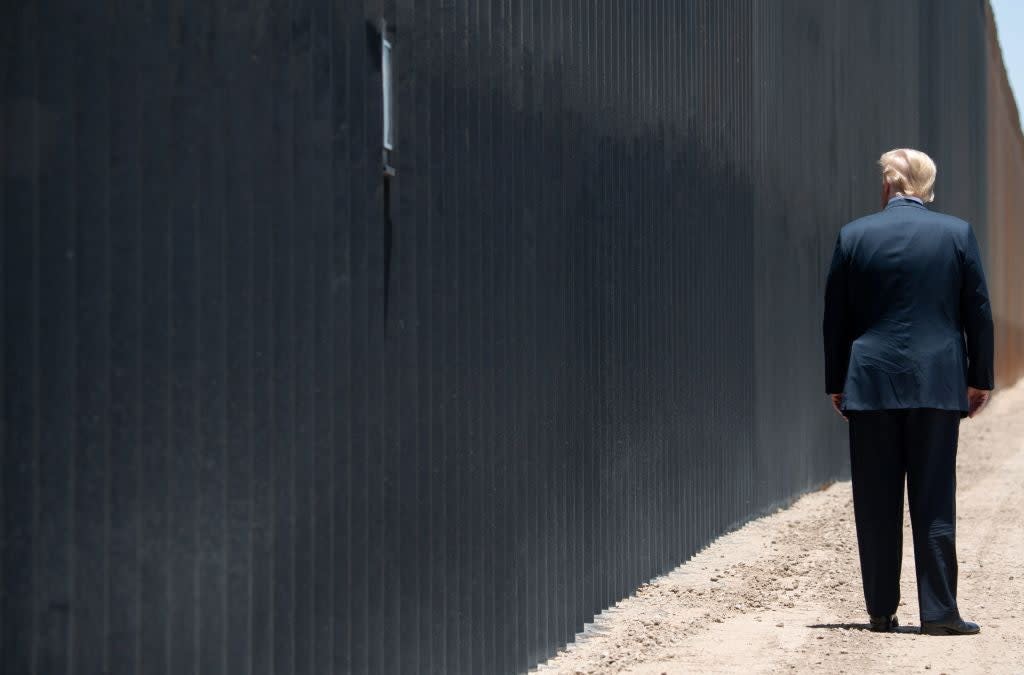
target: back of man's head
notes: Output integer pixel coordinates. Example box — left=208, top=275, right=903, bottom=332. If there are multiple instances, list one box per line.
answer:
left=878, top=148, right=937, bottom=203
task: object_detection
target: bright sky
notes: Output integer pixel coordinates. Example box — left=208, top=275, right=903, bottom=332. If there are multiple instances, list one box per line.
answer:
left=991, top=0, right=1024, bottom=127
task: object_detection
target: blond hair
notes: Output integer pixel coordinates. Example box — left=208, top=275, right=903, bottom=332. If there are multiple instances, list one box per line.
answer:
left=877, top=148, right=936, bottom=203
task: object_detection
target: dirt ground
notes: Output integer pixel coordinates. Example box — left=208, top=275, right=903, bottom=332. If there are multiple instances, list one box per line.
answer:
left=536, top=379, right=1024, bottom=675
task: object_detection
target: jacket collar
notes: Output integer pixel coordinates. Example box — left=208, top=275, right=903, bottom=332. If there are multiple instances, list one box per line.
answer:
left=884, top=195, right=927, bottom=210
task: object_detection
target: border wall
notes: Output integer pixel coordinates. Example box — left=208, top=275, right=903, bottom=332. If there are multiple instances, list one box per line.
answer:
left=985, top=3, right=1024, bottom=386
left=1, top=1, right=1020, bottom=673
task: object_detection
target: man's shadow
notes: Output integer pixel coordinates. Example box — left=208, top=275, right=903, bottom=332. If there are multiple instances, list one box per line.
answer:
left=808, top=623, right=920, bottom=635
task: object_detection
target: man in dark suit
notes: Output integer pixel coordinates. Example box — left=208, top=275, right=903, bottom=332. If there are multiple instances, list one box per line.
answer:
left=822, top=148, right=994, bottom=636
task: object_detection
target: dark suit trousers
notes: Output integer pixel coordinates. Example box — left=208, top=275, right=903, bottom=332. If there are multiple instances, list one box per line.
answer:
left=846, top=408, right=961, bottom=623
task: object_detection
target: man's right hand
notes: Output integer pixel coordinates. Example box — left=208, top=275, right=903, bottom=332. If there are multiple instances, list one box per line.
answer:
left=967, top=386, right=991, bottom=418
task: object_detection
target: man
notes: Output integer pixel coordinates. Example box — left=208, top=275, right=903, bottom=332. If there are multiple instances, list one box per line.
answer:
left=822, top=148, right=994, bottom=636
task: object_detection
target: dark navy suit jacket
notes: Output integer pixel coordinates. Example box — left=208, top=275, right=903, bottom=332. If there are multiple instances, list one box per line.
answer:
left=823, top=196, right=994, bottom=416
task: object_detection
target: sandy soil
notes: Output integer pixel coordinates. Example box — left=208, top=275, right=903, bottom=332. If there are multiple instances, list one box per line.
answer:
left=537, top=379, right=1024, bottom=675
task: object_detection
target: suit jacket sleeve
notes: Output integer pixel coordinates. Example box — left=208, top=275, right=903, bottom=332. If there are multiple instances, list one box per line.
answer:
left=823, top=231, right=851, bottom=394
left=960, top=223, right=994, bottom=389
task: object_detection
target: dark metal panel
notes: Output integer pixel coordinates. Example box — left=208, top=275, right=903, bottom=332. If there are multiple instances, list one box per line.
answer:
left=289, top=2, right=317, bottom=673
left=249, top=0, right=280, bottom=671
left=196, top=0, right=229, bottom=670
left=423, top=2, right=450, bottom=671
left=218, top=2, right=257, bottom=673
left=33, top=1, right=76, bottom=672
left=106, top=1, right=144, bottom=672
left=392, top=0, right=424, bottom=669
left=353, top=1, right=381, bottom=673
left=166, top=4, right=203, bottom=673
left=71, top=2, right=112, bottom=673
left=496, top=4, right=523, bottom=670
left=462, top=1, right=485, bottom=670
left=2, top=2, right=39, bottom=672
left=329, top=1, right=354, bottom=669
left=0, top=2, right=4, bottom=661
left=310, top=0, right=337, bottom=671
left=0, top=0, right=8, bottom=669
left=135, top=2, right=173, bottom=672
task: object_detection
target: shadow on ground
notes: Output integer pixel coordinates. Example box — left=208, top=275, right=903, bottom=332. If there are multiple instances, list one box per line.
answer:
left=808, top=623, right=920, bottom=635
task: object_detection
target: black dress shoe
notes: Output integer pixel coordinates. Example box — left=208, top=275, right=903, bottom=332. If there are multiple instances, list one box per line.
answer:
left=869, top=614, right=899, bottom=632
left=920, top=616, right=980, bottom=636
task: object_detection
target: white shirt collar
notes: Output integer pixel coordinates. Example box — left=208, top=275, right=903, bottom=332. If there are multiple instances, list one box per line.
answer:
left=887, top=194, right=924, bottom=205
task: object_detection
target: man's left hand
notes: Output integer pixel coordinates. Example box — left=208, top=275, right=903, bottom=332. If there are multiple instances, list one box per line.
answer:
left=828, top=393, right=848, bottom=421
